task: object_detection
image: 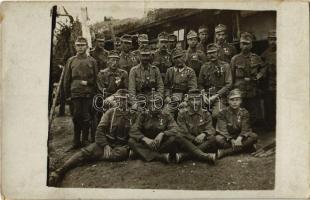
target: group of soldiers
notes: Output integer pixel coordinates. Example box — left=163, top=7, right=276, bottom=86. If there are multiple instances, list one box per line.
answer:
left=49, top=24, right=276, bottom=186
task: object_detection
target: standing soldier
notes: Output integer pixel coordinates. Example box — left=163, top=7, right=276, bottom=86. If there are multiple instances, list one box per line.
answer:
left=119, top=34, right=138, bottom=74
left=164, top=48, right=197, bottom=118
left=196, top=26, right=209, bottom=54
left=214, top=24, right=237, bottom=63
left=96, top=50, right=128, bottom=117
left=152, top=32, right=173, bottom=81
left=129, top=46, right=164, bottom=97
left=128, top=92, right=179, bottom=163
left=231, top=32, right=265, bottom=125
left=175, top=89, right=217, bottom=163
left=132, top=34, right=149, bottom=63
left=90, top=33, right=109, bottom=71
left=114, top=37, right=122, bottom=54
left=198, top=43, right=232, bottom=122
left=64, top=37, right=98, bottom=150
left=168, top=33, right=178, bottom=56
left=49, top=89, right=136, bottom=186
left=185, top=30, right=207, bottom=77
left=216, top=89, right=258, bottom=159
left=261, top=30, right=276, bottom=130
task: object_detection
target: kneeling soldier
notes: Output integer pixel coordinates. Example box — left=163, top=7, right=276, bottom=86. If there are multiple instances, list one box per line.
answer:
left=216, top=89, right=258, bottom=159
left=49, top=89, right=136, bottom=186
left=175, top=89, right=217, bottom=163
left=128, top=92, right=179, bottom=163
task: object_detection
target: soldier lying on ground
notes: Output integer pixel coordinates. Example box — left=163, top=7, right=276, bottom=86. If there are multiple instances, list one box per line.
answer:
left=48, top=89, right=137, bottom=186
left=216, top=89, right=258, bottom=159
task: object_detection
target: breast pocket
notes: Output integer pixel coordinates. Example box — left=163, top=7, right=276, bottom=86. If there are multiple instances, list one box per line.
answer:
left=235, top=65, right=245, bottom=78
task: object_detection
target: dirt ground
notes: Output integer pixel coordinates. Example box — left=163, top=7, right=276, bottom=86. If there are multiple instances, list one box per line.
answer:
left=48, top=106, right=275, bottom=190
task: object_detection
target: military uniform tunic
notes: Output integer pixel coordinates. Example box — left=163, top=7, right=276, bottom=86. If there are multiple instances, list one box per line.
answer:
left=97, top=68, right=128, bottom=96
left=165, top=66, right=197, bottom=96
left=152, top=49, right=173, bottom=80
left=215, top=107, right=258, bottom=149
left=80, top=108, right=137, bottom=161
left=216, top=42, right=237, bottom=63
left=90, top=47, right=109, bottom=71
left=119, top=51, right=138, bottom=74
left=185, top=48, right=207, bottom=77
left=129, top=110, right=179, bottom=161
left=176, top=108, right=218, bottom=154
left=128, top=63, right=164, bottom=97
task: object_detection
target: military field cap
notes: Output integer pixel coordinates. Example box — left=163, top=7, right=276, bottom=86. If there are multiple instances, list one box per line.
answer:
left=215, top=24, right=227, bottom=33
left=138, top=34, right=149, bottom=42
left=228, top=89, right=242, bottom=99
left=121, top=34, right=132, bottom=43
left=207, top=43, right=218, bottom=53
left=95, top=33, right=105, bottom=41
left=114, top=89, right=130, bottom=99
left=187, top=89, right=202, bottom=99
left=140, top=46, right=152, bottom=55
left=168, top=34, right=177, bottom=42
left=198, top=26, right=209, bottom=34
left=187, top=30, right=198, bottom=39
left=268, top=30, right=276, bottom=38
left=108, top=50, right=120, bottom=59
left=75, top=36, right=88, bottom=45
left=240, top=32, right=253, bottom=43
left=158, top=32, right=169, bottom=41
left=172, top=48, right=184, bottom=59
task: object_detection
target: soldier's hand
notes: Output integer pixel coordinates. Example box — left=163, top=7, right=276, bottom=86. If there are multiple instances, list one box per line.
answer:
left=164, top=97, right=172, bottom=104
left=244, top=77, right=251, bottom=81
left=209, top=94, right=219, bottom=103
left=154, top=132, right=165, bottom=149
left=235, top=136, right=243, bottom=148
left=143, top=137, right=157, bottom=150
left=103, top=145, right=112, bottom=159
left=194, top=133, right=206, bottom=144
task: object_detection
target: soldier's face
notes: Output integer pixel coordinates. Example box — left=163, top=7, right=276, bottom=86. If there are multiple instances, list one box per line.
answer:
left=268, top=37, right=276, bottom=49
left=189, top=97, right=202, bottom=111
left=228, top=97, right=242, bottom=110
left=75, top=43, right=88, bottom=55
left=240, top=42, right=252, bottom=53
left=108, top=58, right=119, bottom=70
left=188, top=38, right=198, bottom=48
left=216, top=31, right=226, bottom=44
left=115, top=42, right=121, bottom=51
left=140, top=54, right=151, bottom=64
left=208, top=51, right=218, bottom=62
left=139, top=41, right=148, bottom=48
left=199, top=32, right=208, bottom=42
left=168, top=40, right=177, bottom=50
left=97, top=40, right=105, bottom=49
left=158, top=40, right=168, bottom=50
left=174, top=56, right=184, bottom=68
left=122, top=42, right=132, bottom=52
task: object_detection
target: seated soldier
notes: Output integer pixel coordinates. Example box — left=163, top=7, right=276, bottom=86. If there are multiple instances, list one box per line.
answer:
left=48, top=89, right=137, bottom=186
left=128, top=92, right=179, bottom=163
left=216, top=89, right=258, bottom=159
left=175, top=89, right=217, bottom=164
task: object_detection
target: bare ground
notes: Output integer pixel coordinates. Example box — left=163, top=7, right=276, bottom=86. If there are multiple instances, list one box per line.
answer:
left=48, top=107, right=275, bottom=190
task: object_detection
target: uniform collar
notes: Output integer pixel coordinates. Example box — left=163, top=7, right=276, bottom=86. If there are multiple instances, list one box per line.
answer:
left=174, top=65, right=186, bottom=72
left=76, top=54, right=87, bottom=59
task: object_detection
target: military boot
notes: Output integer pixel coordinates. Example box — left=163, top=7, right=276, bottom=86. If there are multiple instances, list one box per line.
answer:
left=175, top=152, right=190, bottom=164
left=217, top=147, right=242, bottom=159
left=155, top=153, right=171, bottom=164
left=48, top=151, right=86, bottom=186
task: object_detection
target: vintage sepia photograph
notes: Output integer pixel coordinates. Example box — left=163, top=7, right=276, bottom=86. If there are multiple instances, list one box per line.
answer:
left=47, top=4, right=276, bottom=190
